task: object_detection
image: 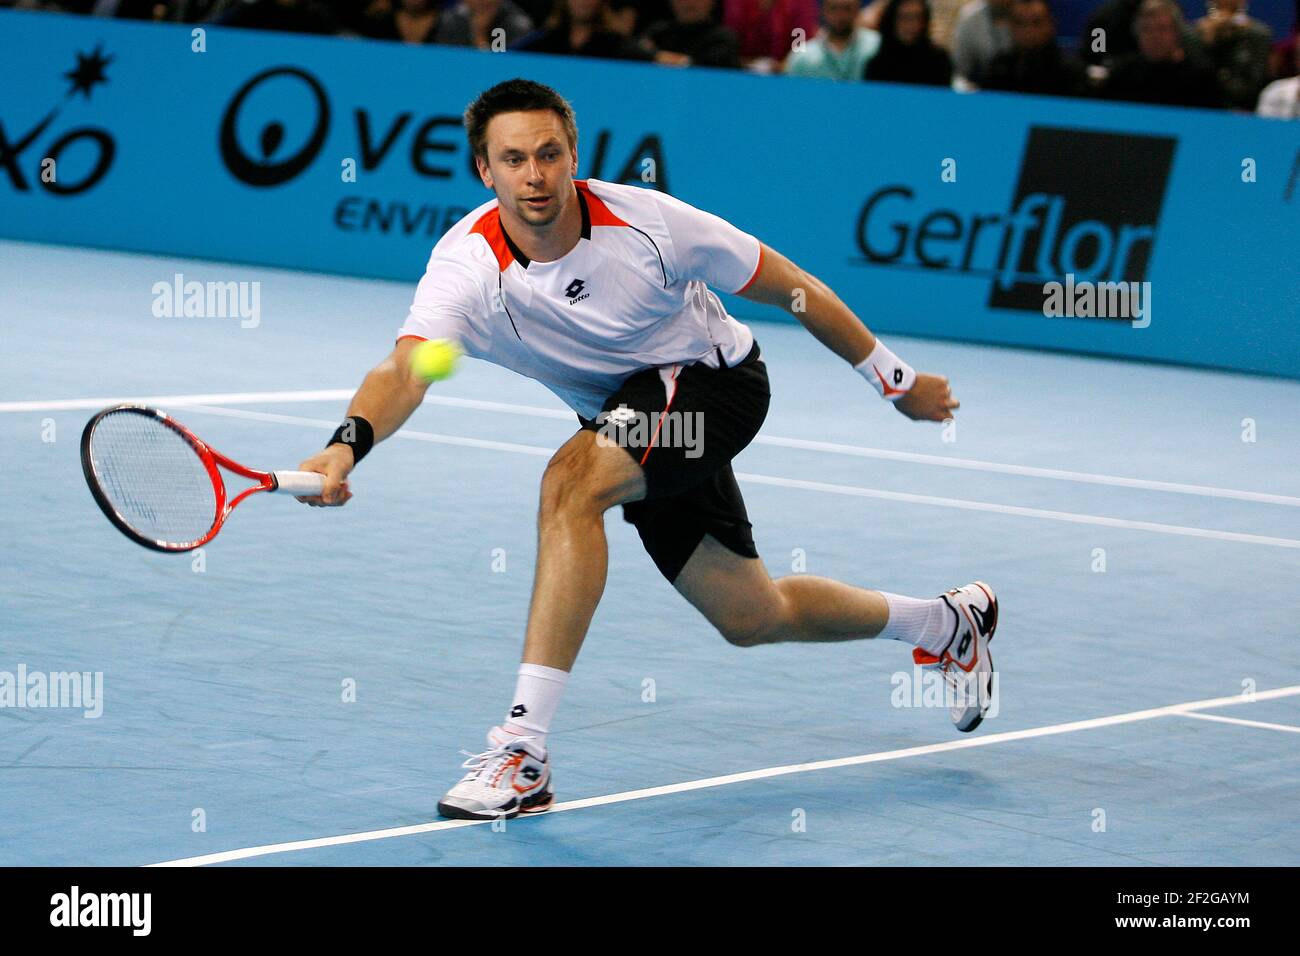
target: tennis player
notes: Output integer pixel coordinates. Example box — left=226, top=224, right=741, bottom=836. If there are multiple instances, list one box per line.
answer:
left=296, top=79, right=998, bottom=820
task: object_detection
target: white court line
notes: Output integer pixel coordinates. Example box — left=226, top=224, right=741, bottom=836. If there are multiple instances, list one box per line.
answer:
left=733, top=473, right=1300, bottom=550
left=4, top=389, right=1297, bottom=507
left=0, top=389, right=355, bottom=413
left=172, top=404, right=1300, bottom=550
left=1176, top=711, right=1300, bottom=734
left=752, top=435, right=1300, bottom=508
left=147, top=684, right=1300, bottom=867
left=183, top=404, right=554, bottom=458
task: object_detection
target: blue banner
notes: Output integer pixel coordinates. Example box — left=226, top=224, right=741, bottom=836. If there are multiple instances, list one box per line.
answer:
left=2, top=10, right=1297, bottom=377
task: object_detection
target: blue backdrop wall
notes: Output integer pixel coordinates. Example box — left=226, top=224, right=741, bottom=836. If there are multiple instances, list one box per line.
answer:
left=2, top=10, right=1297, bottom=377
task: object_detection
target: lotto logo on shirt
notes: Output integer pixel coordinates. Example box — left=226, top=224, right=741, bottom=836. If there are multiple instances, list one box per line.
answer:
left=852, top=127, right=1176, bottom=318
left=564, top=278, right=589, bottom=303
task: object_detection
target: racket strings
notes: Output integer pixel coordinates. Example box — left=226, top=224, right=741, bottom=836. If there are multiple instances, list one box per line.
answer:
left=89, top=412, right=219, bottom=546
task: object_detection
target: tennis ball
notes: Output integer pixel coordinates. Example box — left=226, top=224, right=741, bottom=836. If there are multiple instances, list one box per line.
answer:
left=410, top=338, right=462, bottom=383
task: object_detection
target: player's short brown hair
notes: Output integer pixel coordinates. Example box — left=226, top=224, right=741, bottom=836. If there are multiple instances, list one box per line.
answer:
left=464, top=79, right=578, bottom=163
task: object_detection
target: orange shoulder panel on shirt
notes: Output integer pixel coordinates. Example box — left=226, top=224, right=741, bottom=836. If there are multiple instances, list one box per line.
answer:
left=575, top=180, right=630, bottom=228
left=469, top=207, right=515, bottom=272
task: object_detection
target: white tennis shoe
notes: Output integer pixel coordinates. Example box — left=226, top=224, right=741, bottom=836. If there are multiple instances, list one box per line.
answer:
left=437, top=726, right=554, bottom=820
left=912, top=582, right=999, bottom=732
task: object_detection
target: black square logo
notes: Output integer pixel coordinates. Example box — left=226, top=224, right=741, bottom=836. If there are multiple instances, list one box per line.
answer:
left=988, top=127, right=1176, bottom=313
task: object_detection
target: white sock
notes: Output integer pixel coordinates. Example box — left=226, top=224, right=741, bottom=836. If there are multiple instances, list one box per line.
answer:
left=501, top=662, right=569, bottom=750
left=877, top=592, right=957, bottom=656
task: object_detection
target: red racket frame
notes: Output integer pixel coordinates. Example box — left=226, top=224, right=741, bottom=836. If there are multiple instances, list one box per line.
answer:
left=81, top=404, right=282, bottom=553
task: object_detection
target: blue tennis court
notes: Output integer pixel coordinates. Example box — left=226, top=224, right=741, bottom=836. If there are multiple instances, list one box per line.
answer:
left=2, top=238, right=1296, bottom=867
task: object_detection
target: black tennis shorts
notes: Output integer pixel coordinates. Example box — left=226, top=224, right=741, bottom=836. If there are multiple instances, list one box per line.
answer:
left=577, top=340, right=770, bottom=583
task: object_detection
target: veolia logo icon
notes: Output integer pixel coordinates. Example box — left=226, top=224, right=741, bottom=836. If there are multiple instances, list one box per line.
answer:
left=853, top=127, right=1176, bottom=317
left=219, top=67, right=331, bottom=187
left=213, top=65, right=672, bottom=238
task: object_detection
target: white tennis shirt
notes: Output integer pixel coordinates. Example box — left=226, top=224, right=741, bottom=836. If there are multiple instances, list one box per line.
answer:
left=397, top=178, right=763, bottom=418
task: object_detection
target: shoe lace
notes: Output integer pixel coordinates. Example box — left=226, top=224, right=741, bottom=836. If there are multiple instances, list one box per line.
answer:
left=457, top=735, right=538, bottom=786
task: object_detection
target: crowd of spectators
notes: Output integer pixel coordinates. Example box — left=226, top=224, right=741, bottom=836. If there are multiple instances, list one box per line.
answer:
left=5, top=0, right=1298, bottom=115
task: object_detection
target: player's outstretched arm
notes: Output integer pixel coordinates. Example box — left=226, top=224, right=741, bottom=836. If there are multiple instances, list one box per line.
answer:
left=738, top=242, right=959, bottom=422
left=295, top=337, right=432, bottom=507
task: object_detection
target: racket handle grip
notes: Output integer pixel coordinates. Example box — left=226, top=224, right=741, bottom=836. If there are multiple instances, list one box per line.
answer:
left=270, top=471, right=327, bottom=496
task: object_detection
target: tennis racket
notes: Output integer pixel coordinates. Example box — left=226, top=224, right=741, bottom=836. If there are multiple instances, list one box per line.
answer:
left=80, top=404, right=326, bottom=553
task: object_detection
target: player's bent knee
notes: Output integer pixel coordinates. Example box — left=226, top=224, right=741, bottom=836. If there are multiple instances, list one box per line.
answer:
left=539, top=437, right=639, bottom=518
left=538, top=453, right=588, bottom=518
left=715, top=613, right=779, bottom=648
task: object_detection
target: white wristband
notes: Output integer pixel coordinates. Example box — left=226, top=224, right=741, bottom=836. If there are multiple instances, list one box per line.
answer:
left=854, top=339, right=916, bottom=401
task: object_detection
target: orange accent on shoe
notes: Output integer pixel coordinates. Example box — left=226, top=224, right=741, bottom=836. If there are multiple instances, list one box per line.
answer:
left=512, top=756, right=545, bottom=795
left=489, top=752, right=523, bottom=788
left=942, top=604, right=982, bottom=673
